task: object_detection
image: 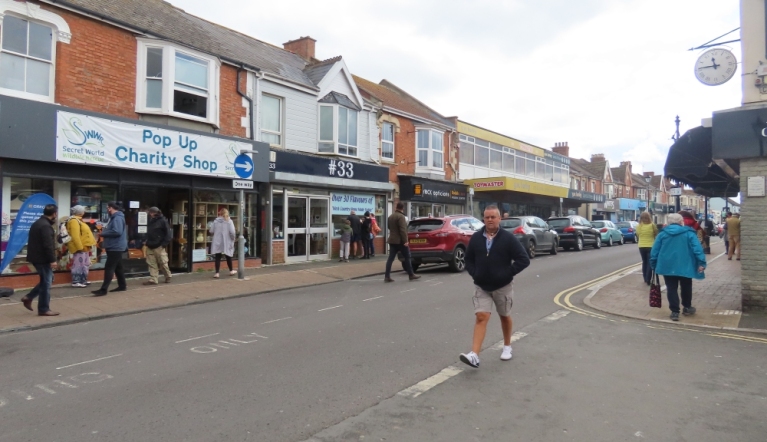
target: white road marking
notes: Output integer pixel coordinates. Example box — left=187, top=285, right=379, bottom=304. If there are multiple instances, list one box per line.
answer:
left=250, top=333, right=269, bottom=339
left=400, top=289, right=416, bottom=293
left=542, top=310, right=570, bottom=322
left=713, top=310, right=741, bottom=315
left=175, top=333, right=220, bottom=344
left=490, top=332, right=528, bottom=351
left=318, top=305, right=343, bottom=312
left=363, top=296, right=383, bottom=302
left=261, top=317, right=292, bottom=324
left=53, top=380, right=78, bottom=389
left=397, top=366, right=464, bottom=398
left=423, top=279, right=436, bottom=283
left=56, top=354, right=123, bottom=370
left=12, top=390, right=33, bottom=400
left=35, top=385, right=56, bottom=395
left=430, top=282, right=443, bottom=286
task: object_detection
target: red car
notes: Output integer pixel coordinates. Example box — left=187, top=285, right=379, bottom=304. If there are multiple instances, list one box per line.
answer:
left=403, top=215, right=484, bottom=272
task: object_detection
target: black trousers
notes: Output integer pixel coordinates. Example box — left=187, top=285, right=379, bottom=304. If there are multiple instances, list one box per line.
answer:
left=215, top=253, right=233, bottom=273
left=664, top=275, right=693, bottom=314
left=639, top=247, right=652, bottom=283
left=385, top=244, right=414, bottom=277
left=361, top=235, right=372, bottom=257
left=100, top=250, right=126, bottom=290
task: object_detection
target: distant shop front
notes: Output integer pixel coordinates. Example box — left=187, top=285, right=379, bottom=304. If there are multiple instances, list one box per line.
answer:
left=397, top=176, right=468, bottom=219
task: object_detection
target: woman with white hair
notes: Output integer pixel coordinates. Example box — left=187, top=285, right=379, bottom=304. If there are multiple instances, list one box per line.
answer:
left=649, top=213, right=707, bottom=321
left=66, top=205, right=96, bottom=288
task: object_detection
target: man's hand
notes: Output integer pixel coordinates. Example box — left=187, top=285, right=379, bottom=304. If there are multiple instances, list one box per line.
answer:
left=50, top=262, right=58, bottom=270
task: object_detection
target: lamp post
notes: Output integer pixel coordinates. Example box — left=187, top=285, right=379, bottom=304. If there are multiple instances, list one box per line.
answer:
left=644, top=175, right=652, bottom=220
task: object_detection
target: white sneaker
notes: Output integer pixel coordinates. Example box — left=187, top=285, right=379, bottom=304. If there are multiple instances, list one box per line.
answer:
left=500, top=346, right=512, bottom=361
left=459, top=351, right=480, bottom=368
left=71, top=283, right=86, bottom=288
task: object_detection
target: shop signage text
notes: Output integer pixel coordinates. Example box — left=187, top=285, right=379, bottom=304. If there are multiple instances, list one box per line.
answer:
left=466, top=177, right=570, bottom=199
left=331, top=193, right=376, bottom=215
left=232, top=180, right=254, bottom=189
left=55, top=111, right=261, bottom=180
left=269, top=150, right=389, bottom=183
left=474, top=181, right=504, bottom=188
left=398, top=177, right=468, bottom=205
left=618, top=198, right=641, bottom=210
left=567, top=189, right=606, bottom=203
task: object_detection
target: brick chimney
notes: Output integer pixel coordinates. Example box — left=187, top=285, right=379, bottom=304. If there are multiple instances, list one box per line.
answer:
left=643, top=172, right=654, bottom=178
left=283, top=36, right=316, bottom=60
left=552, top=141, right=569, bottom=158
left=620, top=161, right=632, bottom=175
left=591, top=153, right=605, bottom=162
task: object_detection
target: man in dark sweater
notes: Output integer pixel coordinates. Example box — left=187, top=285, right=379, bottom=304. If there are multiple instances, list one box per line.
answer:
left=21, top=204, right=60, bottom=316
left=460, top=205, right=530, bottom=368
left=347, top=210, right=362, bottom=259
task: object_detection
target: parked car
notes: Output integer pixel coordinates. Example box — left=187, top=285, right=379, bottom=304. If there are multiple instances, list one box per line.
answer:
left=500, top=216, right=558, bottom=259
left=402, top=215, right=483, bottom=272
left=591, top=220, right=624, bottom=246
left=616, top=221, right=638, bottom=243
left=547, top=215, right=601, bottom=251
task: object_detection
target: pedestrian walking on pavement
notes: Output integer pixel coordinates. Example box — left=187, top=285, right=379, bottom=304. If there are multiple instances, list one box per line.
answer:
left=726, top=212, right=741, bottom=261
left=210, top=208, right=236, bottom=278
left=722, top=212, right=731, bottom=253
left=66, top=205, right=96, bottom=288
left=369, top=214, right=381, bottom=257
left=636, top=211, right=658, bottom=285
left=459, top=205, right=530, bottom=368
left=339, top=219, right=352, bottom=262
left=92, top=202, right=128, bottom=296
left=21, top=204, right=60, bottom=316
left=347, top=210, right=362, bottom=259
left=143, top=207, right=172, bottom=285
left=361, top=211, right=372, bottom=259
left=650, top=213, right=706, bottom=322
left=384, top=202, right=421, bottom=283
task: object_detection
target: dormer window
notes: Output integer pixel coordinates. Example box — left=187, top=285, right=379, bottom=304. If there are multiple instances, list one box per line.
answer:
left=317, top=92, right=360, bottom=157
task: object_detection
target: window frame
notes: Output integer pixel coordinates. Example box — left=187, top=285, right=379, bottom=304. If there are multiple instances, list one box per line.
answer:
left=135, top=39, right=221, bottom=126
left=316, top=103, right=359, bottom=158
left=415, top=127, right=445, bottom=174
left=0, top=12, right=63, bottom=103
left=381, top=121, right=395, bottom=162
left=260, top=93, right=283, bottom=148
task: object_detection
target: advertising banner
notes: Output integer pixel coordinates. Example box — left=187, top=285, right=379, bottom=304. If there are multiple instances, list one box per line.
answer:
left=55, top=111, right=257, bottom=180
left=0, top=193, right=56, bottom=272
left=331, top=193, right=376, bottom=215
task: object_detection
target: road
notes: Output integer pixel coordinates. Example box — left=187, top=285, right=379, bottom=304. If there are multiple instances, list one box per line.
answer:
left=1, top=243, right=765, bottom=442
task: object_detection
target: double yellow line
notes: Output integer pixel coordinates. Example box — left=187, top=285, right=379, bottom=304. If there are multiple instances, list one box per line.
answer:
left=553, top=263, right=641, bottom=318
left=553, top=263, right=767, bottom=345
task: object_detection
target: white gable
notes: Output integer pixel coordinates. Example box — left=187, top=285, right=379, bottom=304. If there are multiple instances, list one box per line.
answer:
left=317, top=60, right=364, bottom=108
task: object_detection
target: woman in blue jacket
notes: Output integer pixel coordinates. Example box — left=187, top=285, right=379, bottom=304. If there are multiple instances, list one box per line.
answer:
left=650, top=213, right=706, bottom=321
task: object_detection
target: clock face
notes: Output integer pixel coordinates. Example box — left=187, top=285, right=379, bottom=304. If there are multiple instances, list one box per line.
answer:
left=695, top=48, right=737, bottom=86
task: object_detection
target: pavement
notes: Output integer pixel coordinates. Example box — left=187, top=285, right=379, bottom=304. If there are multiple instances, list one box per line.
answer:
left=586, top=238, right=767, bottom=333
left=0, top=255, right=396, bottom=334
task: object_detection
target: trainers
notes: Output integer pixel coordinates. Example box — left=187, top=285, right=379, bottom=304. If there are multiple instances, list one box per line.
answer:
left=670, top=311, right=680, bottom=321
left=500, top=346, right=512, bottom=361
left=682, top=306, right=696, bottom=316
left=459, top=351, right=480, bottom=368
left=71, top=283, right=86, bottom=288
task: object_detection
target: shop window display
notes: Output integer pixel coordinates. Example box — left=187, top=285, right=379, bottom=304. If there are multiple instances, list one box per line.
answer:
left=1, top=178, right=54, bottom=274
left=192, top=190, right=258, bottom=262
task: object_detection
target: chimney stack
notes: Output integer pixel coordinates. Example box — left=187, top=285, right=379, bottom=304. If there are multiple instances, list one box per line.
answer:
left=643, top=171, right=655, bottom=178
left=552, top=141, right=569, bottom=158
left=283, top=36, right=316, bottom=60
left=620, top=161, right=632, bottom=175
left=591, top=153, right=605, bottom=162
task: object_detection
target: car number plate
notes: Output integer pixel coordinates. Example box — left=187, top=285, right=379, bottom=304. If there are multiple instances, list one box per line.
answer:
left=409, top=239, right=427, bottom=244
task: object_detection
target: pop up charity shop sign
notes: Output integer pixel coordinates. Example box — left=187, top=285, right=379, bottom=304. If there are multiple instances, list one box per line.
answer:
left=55, top=111, right=253, bottom=179
left=0, top=193, right=56, bottom=272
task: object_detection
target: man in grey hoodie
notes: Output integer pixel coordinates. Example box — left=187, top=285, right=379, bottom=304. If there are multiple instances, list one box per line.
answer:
left=92, top=201, right=128, bottom=296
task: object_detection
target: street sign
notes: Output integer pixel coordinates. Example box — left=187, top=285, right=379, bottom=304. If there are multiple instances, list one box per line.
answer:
left=233, top=154, right=254, bottom=179
left=232, top=180, right=254, bottom=189
left=669, top=187, right=682, bottom=196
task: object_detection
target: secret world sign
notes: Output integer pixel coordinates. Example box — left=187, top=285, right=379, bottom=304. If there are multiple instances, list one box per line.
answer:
left=269, top=149, right=389, bottom=183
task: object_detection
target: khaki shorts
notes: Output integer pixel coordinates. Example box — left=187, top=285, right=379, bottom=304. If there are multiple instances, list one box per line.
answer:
left=473, top=283, right=513, bottom=316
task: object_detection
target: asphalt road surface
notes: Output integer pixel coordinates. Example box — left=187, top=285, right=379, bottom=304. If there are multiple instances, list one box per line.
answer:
left=1, top=243, right=765, bottom=442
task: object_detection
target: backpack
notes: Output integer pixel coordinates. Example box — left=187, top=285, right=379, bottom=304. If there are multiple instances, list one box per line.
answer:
left=162, top=217, right=173, bottom=246
left=57, top=217, right=73, bottom=244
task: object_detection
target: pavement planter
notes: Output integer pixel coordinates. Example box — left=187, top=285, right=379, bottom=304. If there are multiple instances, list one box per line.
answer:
left=0, top=257, right=398, bottom=334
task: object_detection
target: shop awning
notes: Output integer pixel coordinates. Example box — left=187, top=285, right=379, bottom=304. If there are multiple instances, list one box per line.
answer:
left=664, top=126, right=739, bottom=197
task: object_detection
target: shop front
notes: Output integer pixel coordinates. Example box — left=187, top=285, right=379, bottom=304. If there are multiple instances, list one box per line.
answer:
left=617, top=198, right=642, bottom=221
left=267, top=149, right=392, bottom=264
left=397, top=176, right=468, bottom=219
left=594, top=199, right=618, bottom=221
left=0, top=96, right=269, bottom=287
left=464, top=177, right=570, bottom=219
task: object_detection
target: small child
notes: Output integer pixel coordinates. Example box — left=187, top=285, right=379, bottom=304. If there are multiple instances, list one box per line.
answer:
left=339, top=219, right=353, bottom=262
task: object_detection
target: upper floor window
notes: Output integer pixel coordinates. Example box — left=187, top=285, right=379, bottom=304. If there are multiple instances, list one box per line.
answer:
left=606, top=184, right=615, bottom=199
left=590, top=181, right=595, bottom=192
left=0, top=15, right=53, bottom=100
left=381, top=122, right=394, bottom=161
left=261, top=94, right=283, bottom=147
left=318, top=104, right=358, bottom=157
left=416, top=128, right=444, bottom=171
left=136, top=40, right=220, bottom=125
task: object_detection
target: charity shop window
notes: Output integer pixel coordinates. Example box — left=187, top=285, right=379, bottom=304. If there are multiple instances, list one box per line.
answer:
left=136, top=39, right=220, bottom=126
left=261, top=94, right=283, bottom=147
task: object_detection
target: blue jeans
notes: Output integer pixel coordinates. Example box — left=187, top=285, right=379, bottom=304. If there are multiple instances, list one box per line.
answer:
left=385, top=244, right=414, bottom=278
left=664, top=275, right=692, bottom=314
left=26, top=263, right=54, bottom=313
left=639, top=247, right=652, bottom=283
left=369, top=233, right=376, bottom=255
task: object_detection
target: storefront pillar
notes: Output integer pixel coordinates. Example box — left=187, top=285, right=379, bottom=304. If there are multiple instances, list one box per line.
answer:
left=53, top=181, right=71, bottom=219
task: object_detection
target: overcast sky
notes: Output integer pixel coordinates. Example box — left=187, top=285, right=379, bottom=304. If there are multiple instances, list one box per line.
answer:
left=173, top=0, right=741, bottom=175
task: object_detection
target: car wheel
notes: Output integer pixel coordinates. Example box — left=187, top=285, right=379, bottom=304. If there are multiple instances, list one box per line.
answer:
left=527, top=240, right=536, bottom=259
left=575, top=236, right=583, bottom=251
left=550, top=240, right=557, bottom=255
left=448, top=246, right=466, bottom=272
left=607, top=236, right=613, bottom=247
left=619, top=235, right=625, bottom=245
left=594, top=237, right=601, bottom=249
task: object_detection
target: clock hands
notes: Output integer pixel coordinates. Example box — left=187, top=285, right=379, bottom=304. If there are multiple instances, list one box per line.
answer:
left=698, top=57, right=721, bottom=70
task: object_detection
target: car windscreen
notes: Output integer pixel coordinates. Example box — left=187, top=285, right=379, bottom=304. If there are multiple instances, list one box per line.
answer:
left=408, top=220, right=444, bottom=232
left=592, top=221, right=606, bottom=228
left=547, top=218, right=570, bottom=229
left=500, top=219, right=522, bottom=229
left=616, top=222, right=631, bottom=228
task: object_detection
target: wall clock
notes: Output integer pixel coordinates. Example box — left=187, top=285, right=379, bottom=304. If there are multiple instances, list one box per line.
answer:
left=695, top=48, right=737, bottom=86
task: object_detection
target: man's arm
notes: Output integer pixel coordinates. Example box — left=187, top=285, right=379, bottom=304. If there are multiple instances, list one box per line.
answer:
left=508, top=234, right=530, bottom=276
left=465, top=235, right=476, bottom=276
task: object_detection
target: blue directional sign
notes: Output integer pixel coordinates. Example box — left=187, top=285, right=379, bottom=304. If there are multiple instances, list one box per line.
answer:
left=233, top=154, right=254, bottom=179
